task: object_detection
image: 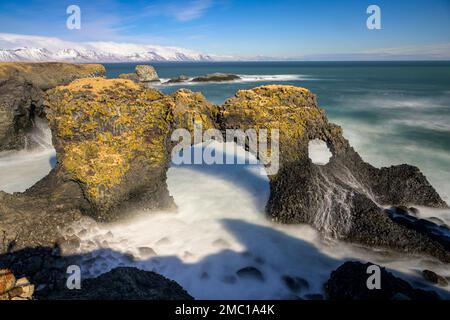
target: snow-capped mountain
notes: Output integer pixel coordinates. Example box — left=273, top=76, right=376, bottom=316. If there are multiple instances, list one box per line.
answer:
left=0, top=33, right=216, bottom=62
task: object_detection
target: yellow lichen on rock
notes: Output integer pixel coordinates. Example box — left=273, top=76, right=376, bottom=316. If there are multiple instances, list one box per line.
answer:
left=0, top=62, right=105, bottom=90
left=59, top=77, right=140, bottom=93
left=221, top=85, right=325, bottom=163
left=171, top=89, right=219, bottom=134
left=46, top=78, right=172, bottom=211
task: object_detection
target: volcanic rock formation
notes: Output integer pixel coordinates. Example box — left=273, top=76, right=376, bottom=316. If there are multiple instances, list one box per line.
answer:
left=0, top=76, right=448, bottom=264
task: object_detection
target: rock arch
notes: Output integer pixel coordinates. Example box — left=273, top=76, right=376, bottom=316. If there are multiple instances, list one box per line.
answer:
left=1, top=77, right=449, bottom=262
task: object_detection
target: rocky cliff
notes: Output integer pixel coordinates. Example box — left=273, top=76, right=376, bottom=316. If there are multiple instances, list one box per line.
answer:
left=0, top=62, right=105, bottom=151
left=0, top=77, right=43, bottom=151
left=221, top=85, right=449, bottom=261
left=0, top=62, right=105, bottom=90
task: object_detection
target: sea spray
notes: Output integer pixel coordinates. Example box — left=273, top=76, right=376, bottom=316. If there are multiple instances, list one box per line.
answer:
left=59, top=142, right=450, bottom=299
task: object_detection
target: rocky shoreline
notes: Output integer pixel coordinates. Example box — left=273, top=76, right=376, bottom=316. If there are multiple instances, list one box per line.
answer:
left=0, top=63, right=449, bottom=300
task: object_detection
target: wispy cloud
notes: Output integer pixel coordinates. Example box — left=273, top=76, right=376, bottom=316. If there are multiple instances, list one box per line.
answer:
left=361, top=43, right=450, bottom=59
left=144, top=0, right=214, bottom=22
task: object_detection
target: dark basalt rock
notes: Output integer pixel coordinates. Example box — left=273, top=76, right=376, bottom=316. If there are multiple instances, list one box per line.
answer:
left=221, top=85, right=449, bottom=262
left=0, top=62, right=105, bottom=152
left=385, top=208, right=450, bottom=252
left=281, top=275, right=309, bottom=293
left=47, top=267, right=193, bottom=300
left=0, top=77, right=44, bottom=151
left=236, top=266, right=264, bottom=281
left=1, top=81, right=449, bottom=264
left=0, top=248, right=193, bottom=300
left=422, top=269, right=449, bottom=287
left=325, top=261, right=439, bottom=300
left=192, top=73, right=240, bottom=82
left=166, top=75, right=190, bottom=84
left=304, top=293, right=324, bottom=300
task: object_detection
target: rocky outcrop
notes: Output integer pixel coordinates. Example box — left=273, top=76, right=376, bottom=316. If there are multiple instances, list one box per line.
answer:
left=0, top=62, right=105, bottom=151
left=44, top=78, right=175, bottom=220
left=166, top=75, right=189, bottom=84
left=0, top=82, right=448, bottom=264
left=0, top=80, right=218, bottom=251
left=385, top=207, right=450, bottom=252
left=135, top=65, right=159, bottom=82
left=0, top=77, right=44, bottom=151
left=47, top=267, right=193, bottom=300
left=220, top=85, right=450, bottom=262
left=325, top=261, right=439, bottom=300
left=422, top=269, right=449, bottom=287
left=0, top=247, right=192, bottom=300
left=0, top=62, right=105, bottom=90
left=192, top=73, right=240, bottom=82
left=170, top=88, right=218, bottom=136
left=0, top=269, right=34, bottom=300
left=0, top=190, right=84, bottom=252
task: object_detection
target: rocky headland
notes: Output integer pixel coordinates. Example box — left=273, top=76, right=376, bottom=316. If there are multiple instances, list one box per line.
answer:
left=0, top=63, right=449, bottom=299
left=0, top=62, right=105, bottom=151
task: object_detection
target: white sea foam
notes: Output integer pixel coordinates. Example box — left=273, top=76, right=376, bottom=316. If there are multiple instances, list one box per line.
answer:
left=0, top=126, right=448, bottom=299
left=0, top=118, right=55, bottom=193
left=62, top=142, right=450, bottom=299
left=157, top=74, right=314, bottom=86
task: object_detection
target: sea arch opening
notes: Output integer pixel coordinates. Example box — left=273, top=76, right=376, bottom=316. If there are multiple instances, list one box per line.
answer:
left=167, top=140, right=271, bottom=220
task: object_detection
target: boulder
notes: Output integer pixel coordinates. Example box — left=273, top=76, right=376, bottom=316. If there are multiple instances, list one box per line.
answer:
left=236, top=266, right=264, bottom=281
left=135, top=65, right=159, bottom=82
left=45, top=267, right=193, bottom=300
left=422, top=270, right=448, bottom=287
left=192, top=73, right=240, bottom=82
left=0, top=77, right=44, bottom=151
left=0, top=247, right=192, bottom=300
left=325, top=261, right=439, bottom=300
left=281, top=275, right=309, bottom=293
left=166, top=75, right=190, bottom=84
left=0, top=269, right=15, bottom=295
left=0, top=269, right=34, bottom=300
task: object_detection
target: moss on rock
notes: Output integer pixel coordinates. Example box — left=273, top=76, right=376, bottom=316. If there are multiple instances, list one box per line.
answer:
left=0, top=62, right=105, bottom=90
left=45, top=78, right=174, bottom=218
left=221, top=85, right=325, bottom=164
left=171, top=89, right=219, bottom=136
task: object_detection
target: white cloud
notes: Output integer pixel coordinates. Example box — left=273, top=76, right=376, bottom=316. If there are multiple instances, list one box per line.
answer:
left=144, top=0, right=214, bottom=22
left=174, top=0, right=213, bottom=21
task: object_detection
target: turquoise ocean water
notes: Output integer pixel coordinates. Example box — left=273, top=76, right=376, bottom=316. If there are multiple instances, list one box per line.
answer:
left=105, top=61, right=450, bottom=202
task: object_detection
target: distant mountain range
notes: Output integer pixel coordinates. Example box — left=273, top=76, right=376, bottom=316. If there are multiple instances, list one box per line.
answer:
left=0, top=33, right=217, bottom=62
left=3, top=33, right=447, bottom=63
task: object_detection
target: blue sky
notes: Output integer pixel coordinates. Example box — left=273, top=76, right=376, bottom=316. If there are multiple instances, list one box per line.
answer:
left=0, top=0, right=449, bottom=59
